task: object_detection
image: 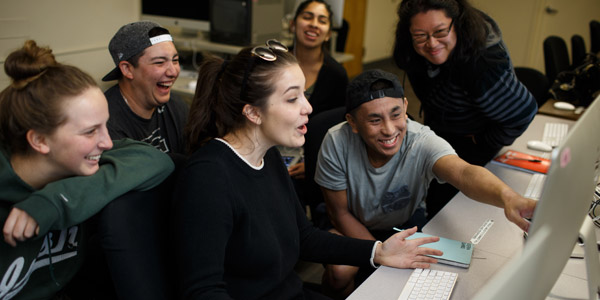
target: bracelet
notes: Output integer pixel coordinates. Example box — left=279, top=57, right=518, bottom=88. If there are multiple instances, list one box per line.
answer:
left=370, top=240, right=382, bottom=269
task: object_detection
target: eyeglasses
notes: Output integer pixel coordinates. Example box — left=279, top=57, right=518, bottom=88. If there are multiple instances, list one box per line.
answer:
left=250, top=39, right=289, bottom=61
left=411, top=19, right=454, bottom=44
left=241, top=39, right=289, bottom=101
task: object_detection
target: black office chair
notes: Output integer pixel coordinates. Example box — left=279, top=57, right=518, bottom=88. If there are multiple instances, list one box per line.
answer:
left=303, top=106, right=346, bottom=229
left=514, top=67, right=550, bottom=108
left=543, top=36, right=571, bottom=83
left=571, top=34, right=587, bottom=68
left=590, top=20, right=600, bottom=54
left=333, top=19, right=349, bottom=53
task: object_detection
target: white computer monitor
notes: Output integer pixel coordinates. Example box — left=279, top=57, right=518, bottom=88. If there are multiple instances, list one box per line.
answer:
left=473, top=95, right=600, bottom=299
left=326, top=0, right=344, bottom=29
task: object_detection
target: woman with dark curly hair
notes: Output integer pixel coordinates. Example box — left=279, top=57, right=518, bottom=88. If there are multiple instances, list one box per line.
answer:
left=393, top=0, right=538, bottom=217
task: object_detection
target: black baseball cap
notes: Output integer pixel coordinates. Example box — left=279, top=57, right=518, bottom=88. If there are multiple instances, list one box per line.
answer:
left=102, top=21, right=173, bottom=81
left=346, top=69, right=405, bottom=113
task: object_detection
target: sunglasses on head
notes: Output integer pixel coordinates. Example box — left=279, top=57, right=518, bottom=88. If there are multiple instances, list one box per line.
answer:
left=250, top=39, right=289, bottom=61
left=241, top=39, right=289, bottom=101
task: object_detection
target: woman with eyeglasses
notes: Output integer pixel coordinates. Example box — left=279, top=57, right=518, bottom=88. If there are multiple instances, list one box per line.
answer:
left=173, top=40, right=442, bottom=300
left=0, top=40, right=173, bottom=299
left=393, top=0, right=538, bottom=218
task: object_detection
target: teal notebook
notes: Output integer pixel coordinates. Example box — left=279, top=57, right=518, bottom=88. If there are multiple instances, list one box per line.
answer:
left=394, top=229, right=474, bottom=268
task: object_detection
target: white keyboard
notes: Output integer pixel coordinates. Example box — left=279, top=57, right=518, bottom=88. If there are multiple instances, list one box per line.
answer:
left=397, top=268, right=458, bottom=300
left=524, top=173, right=547, bottom=200
left=542, top=122, right=568, bottom=147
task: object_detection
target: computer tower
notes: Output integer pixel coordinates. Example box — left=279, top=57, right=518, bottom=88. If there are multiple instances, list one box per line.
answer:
left=209, top=0, right=283, bottom=46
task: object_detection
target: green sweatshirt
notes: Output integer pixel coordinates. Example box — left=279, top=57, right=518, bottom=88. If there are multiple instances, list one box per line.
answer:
left=0, top=139, right=174, bottom=300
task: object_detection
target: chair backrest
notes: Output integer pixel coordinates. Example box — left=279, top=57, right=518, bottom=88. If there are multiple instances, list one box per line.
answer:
left=571, top=34, right=587, bottom=68
left=514, top=67, right=550, bottom=107
left=333, top=19, right=349, bottom=53
left=591, top=20, right=600, bottom=54
left=543, top=35, right=570, bottom=82
left=304, top=107, right=346, bottom=208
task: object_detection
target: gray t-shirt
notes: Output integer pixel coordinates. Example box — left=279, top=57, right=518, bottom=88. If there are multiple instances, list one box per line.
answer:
left=315, top=119, right=456, bottom=230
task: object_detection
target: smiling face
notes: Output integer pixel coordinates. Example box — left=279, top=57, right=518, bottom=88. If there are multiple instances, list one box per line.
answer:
left=258, top=64, right=312, bottom=149
left=44, top=87, right=113, bottom=177
left=129, top=41, right=180, bottom=109
left=347, top=97, right=409, bottom=168
left=410, top=9, right=457, bottom=65
left=292, top=1, right=332, bottom=49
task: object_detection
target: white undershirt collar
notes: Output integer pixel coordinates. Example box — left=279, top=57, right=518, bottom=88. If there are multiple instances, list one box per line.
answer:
left=215, top=138, right=264, bottom=170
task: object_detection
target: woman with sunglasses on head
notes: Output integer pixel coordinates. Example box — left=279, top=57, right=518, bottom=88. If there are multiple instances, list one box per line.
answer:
left=173, top=40, right=442, bottom=300
left=0, top=40, right=173, bottom=299
left=393, top=0, right=538, bottom=218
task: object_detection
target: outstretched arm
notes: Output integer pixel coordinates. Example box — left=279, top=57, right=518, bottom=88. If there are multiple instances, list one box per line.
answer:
left=433, top=155, right=536, bottom=231
left=5, top=139, right=175, bottom=245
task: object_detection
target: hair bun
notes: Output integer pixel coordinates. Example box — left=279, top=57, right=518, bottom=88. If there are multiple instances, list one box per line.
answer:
left=4, top=40, right=57, bottom=87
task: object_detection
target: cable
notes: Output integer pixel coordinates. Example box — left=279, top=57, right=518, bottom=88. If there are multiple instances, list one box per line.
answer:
left=589, top=182, right=600, bottom=227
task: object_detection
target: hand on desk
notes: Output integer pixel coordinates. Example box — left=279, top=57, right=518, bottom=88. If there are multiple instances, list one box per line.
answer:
left=503, top=195, right=537, bottom=232
left=375, top=226, right=443, bottom=269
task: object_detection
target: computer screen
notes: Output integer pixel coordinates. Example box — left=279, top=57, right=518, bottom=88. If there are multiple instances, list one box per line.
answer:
left=473, top=95, right=600, bottom=299
left=141, top=0, right=210, bottom=33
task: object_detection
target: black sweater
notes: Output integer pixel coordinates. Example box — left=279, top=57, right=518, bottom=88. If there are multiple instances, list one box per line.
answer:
left=172, top=140, right=374, bottom=299
left=307, top=53, right=348, bottom=117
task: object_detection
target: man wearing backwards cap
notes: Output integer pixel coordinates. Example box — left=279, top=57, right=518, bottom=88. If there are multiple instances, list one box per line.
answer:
left=102, top=21, right=188, bottom=154
left=90, top=21, right=187, bottom=299
left=315, top=69, right=537, bottom=297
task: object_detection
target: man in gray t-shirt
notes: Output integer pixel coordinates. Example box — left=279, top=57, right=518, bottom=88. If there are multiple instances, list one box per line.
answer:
left=315, top=69, right=537, bottom=298
left=316, top=119, right=455, bottom=230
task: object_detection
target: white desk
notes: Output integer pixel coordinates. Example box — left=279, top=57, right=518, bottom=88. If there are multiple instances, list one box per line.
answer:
left=347, top=114, right=599, bottom=300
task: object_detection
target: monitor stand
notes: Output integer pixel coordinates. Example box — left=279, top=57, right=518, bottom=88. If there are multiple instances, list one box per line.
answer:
left=579, top=216, right=600, bottom=299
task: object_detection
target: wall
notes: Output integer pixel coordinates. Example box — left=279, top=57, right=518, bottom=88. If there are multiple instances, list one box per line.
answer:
left=0, top=0, right=139, bottom=90
left=363, top=0, right=401, bottom=64
left=473, top=0, right=600, bottom=72
left=361, top=0, right=600, bottom=72
left=2, top=0, right=598, bottom=87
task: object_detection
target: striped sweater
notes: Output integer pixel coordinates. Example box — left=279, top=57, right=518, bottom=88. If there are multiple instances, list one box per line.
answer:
left=407, top=21, right=537, bottom=151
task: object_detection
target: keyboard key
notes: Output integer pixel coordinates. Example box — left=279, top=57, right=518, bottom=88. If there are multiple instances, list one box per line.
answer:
left=542, top=122, right=568, bottom=147
left=524, top=173, right=547, bottom=200
left=398, top=268, right=458, bottom=300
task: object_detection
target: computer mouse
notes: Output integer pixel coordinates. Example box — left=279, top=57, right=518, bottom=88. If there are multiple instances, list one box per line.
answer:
left=553, top=101, right=576, bottom=111
left=526, top=140, right=553, bottom=152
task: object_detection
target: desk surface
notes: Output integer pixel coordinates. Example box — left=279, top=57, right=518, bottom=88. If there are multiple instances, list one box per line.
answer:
left=538, top=99, right=584, bottom=121
left=347, top=114, right=599, bottom=300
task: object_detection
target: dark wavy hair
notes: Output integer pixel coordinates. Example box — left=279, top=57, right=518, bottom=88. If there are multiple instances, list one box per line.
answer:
left=393, top=0, right=489, bottom=71
left=184, top=46, right=298, bottom=154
